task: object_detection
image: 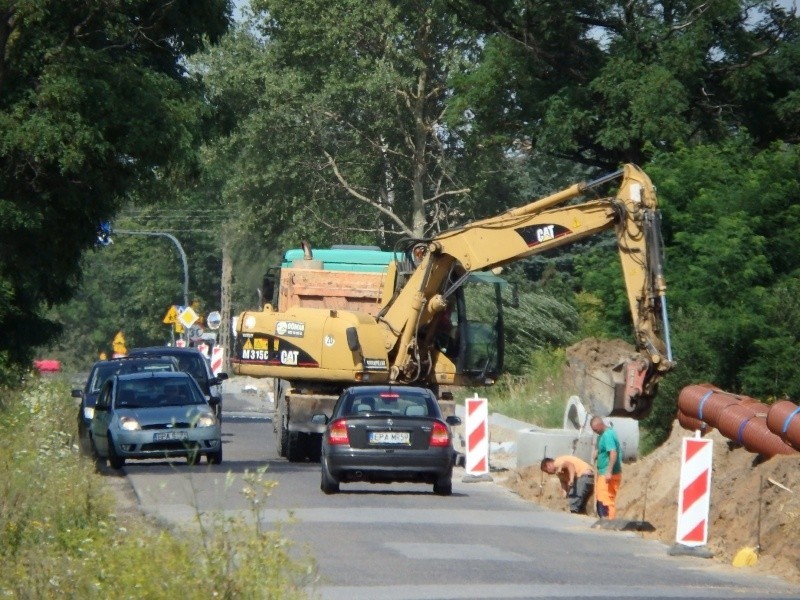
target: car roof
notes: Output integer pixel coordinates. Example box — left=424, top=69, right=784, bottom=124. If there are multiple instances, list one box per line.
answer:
left=91, top=356, right=177, bottom=369
left=129, top=346, right=204, bottom=355
left=345, top=385, right=433, bottom=395
left=116, top=371, right=192, bottom=383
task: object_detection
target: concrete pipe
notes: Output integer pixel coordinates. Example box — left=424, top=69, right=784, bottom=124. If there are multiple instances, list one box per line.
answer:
left=516, top=429, right=595, bottom=469
left=561, top=396, right=639, bottom=460
left=563, top=395, right=590, bottom=431
left=602, top=416, right=640, bottom=461
left=766, top=400, right=800, bottom=449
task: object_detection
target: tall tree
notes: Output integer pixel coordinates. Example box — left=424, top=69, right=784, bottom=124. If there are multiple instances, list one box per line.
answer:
left=0, top=0, right=230, bottom=378
left=448, top=1, right=800, bottom=168
left=202, top=0, right=507, bottom=249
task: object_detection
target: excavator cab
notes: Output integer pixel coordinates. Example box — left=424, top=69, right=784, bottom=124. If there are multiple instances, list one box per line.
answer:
left=428, top=273, right=506, bottom=386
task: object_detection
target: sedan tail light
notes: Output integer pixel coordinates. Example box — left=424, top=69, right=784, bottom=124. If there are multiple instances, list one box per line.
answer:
left=328, top=418, right=350, bottom=445
left=429, top=421, right=450, bottom=447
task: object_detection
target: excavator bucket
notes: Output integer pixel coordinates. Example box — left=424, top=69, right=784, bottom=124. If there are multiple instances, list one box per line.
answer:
left=565, top=339, right=656, bottom=419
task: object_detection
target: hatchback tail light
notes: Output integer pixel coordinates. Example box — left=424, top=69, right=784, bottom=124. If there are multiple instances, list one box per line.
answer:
left=429, top=421, right=450, bottom=447
left=328, top=418, right=350, bottom=445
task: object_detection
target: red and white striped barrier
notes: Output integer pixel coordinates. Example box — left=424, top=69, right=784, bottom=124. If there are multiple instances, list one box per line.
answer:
left=676, top=433, right=713, bottom=546
left=210, top=346, right=225, bottom=376
left=464, top=394, right=489, bottom=476
left=196, top=342, right=209, bottom=358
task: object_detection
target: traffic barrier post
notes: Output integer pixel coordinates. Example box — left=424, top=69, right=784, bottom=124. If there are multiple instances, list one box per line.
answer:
left=463, top=393, right=492, bottom=482
left=675, top=432, right=713, bottom=550
left=211, top=346, right=225, bottom=376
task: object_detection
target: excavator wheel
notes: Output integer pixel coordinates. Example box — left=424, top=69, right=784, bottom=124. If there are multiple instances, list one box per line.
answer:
left=275, top=381, right=289, bottom=457
left=307, top=433, right=322, bottom=463
left=276, top=418, right=289, bottom=458
left=286, top=431, right=307, bottom=462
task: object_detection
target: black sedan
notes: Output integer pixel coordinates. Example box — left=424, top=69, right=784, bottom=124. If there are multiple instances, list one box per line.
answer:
left=316, top=386, right=461, bottom=495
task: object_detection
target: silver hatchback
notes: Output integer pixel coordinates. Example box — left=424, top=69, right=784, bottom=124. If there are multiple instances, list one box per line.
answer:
left=90, top=371, right=222, bottom=468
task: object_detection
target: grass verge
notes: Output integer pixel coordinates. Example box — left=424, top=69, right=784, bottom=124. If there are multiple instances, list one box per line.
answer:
left=466, top=348, right=571, bottom=428
left=0, top=375, right=315, bottom=599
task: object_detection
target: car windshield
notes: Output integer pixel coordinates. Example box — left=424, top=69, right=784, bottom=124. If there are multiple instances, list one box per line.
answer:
left=343, top=389, right=437, bottom=417
left=115, top=378, right=205, bottom=408
left=88, top=360, right=175, bottom=393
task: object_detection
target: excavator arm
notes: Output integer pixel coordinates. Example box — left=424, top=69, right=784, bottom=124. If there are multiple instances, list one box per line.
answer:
left=380, top=164, right=674, bottom=417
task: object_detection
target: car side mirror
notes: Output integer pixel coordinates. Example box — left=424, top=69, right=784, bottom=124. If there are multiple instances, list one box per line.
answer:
left=446, top=415, right=462, bottom=427
left=216, top=372, right=229, bottom=381
left=311, top=413, right=329, bottom=425
left=71, top=389, right=83, bottom=398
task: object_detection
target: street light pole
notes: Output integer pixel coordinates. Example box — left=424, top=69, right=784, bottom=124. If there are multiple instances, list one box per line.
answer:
left=115, top=229, right=189, bottom=309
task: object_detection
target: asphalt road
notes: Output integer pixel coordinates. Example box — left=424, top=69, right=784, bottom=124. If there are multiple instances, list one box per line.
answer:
left=115, top=384, right=800, bottom=600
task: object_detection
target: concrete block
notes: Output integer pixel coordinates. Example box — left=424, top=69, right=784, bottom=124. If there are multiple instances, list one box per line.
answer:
left=516, top=428, right=595, bottom=468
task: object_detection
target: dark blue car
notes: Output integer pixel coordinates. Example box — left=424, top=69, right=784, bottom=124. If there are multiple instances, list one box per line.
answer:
left=127, top=347, right=228, bottom=420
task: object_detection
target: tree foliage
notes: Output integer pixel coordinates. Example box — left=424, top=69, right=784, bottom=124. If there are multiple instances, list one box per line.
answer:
left=0, top=0, right=230, bottom=380
left=200, top=0, right=512, bottom=250
left=448, top=0, right=800, bottom=168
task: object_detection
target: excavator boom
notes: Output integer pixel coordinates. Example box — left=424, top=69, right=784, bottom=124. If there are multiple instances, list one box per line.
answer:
left=379, top=164, right=674, bottom=417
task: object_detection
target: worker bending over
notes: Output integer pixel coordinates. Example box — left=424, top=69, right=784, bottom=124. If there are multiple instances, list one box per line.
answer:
left=540, top=455, right=595, bottom=514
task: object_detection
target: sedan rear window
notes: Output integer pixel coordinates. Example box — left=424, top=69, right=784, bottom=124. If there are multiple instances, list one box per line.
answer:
left=344, top=389, right=436, bottom=417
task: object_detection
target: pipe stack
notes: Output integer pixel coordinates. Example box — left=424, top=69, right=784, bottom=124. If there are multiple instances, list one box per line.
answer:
left=677, top=384, right=796, bottom=458
left=766, top=400, right=800, bottom=449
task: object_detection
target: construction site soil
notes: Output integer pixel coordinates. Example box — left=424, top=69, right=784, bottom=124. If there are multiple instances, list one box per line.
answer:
left=494, top=338, right=800, bottom=587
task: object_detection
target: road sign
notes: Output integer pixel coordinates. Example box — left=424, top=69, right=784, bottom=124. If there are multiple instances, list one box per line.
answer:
left=112, top=331, right=127, bottom=357
left=206, top=310, right=222, bottom=330
left=162, top=305, right=179, bottom=325
left=178, top=306, right=199, bottom=329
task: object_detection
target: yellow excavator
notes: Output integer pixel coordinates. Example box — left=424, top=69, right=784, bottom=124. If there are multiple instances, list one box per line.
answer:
left=232, top=164, right=675, bottom=461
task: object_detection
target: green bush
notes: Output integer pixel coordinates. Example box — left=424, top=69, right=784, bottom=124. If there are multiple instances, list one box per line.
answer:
left=0, top=376, right=314, bottom=599
left=479, top=347, right=569, bottom=428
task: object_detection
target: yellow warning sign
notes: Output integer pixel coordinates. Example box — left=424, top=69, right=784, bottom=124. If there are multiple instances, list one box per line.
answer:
left=112, top=331, right=127, bottom=356
left=162, top=305, right=178, bottom=324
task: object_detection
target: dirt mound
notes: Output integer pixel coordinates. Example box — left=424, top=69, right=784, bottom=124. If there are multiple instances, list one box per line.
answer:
left=565, top=337, right=640, bottom=370
left=502, top=420, right=800, bottom=585
left=564, top=337, right=640, bottom=416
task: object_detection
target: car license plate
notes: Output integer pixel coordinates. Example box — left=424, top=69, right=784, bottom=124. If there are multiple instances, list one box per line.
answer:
left=153, top=431, right=188, bottom=442
left=369, top=431, right=410, bottom=445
